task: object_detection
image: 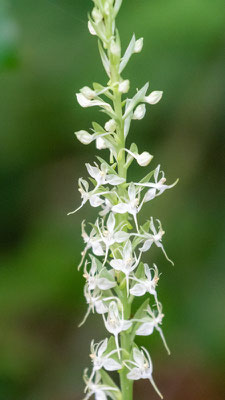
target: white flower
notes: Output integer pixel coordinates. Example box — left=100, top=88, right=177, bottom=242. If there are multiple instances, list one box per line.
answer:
left=110, top=240, right=141, bottom=295
left=83, top=370, right=119, bottom=400
left=110, top=40, right=120, bottom=57
left=119, top=79, right=130, bottom=93
left=79, top=287, right=109, bottom=327
left=78, top=221, right=105, bottom=270
left=130, top=263, right=159, bottom=300
left=86, top=162, right=125, bottom=188
left=88, top=20, right=96, bottom=36
left=105, top=119, right=117, bottom=132
left=67, top=178, right=111, bottom=215
left=92, top=7, right=103, bottom=24
left=96, top=137, right=107, bottom=150
left=103, top=301, right=132, bottom=358
left=124, top=148, right=153, bottom=166
left=135, top=164, right=178, bottom=202
left=134, top=38, right=144, bottom=53
left=76, top=92, right=112, bottom=112
left=144, top=90, right=163, bottom=105
left=90, top=339, right=122, bottom=372
left=83, top=257, right=116, bottom=292
left=112, top=183, right=141, bottom=231
left=99, top=198, right=113, bottom=216
left=96, top=213, right=130, bottom=265
left=124, top=347, right=163, bottom=398
left=134, top=305, right=170, bottom=355
left=80, top=86, right=96, bottom=100
left=132, top=104, right=146, bottom=120
left=137, top=217, right=174, bottom=265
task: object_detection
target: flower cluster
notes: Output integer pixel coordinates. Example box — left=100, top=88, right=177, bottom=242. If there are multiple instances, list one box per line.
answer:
left=70, top=1, right=177, bottom=399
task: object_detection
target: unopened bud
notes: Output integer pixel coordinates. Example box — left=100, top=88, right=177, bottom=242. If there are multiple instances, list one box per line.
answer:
left=105, top=119, right=116, bottom=132
left=119, top=80, right=130, bottom=93
left=134, top=38, right=143, bottom=53
left=133, top=104, right=146, bottom=120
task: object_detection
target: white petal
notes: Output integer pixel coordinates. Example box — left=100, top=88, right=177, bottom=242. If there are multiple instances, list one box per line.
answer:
left=139, top=239, right=152, bottom=252
left=107, top=213, right=115, bottom=233
left=132, top=104, right=146, bottom=120
left=136, top=322, right=154, bottom=336
left=133, top=348, right=144, bottom=366
left=92, top=242, right=104, bottom=256
left=95, top=300, right=108, bottom=314
left=127, top=368, right=142, bottom=380
left=98, top=338, right=108, bottom=357
left=96, top=137, right=107, bottom=149
left=128, top=183, right=136, bottom=201
left=119, top=80, right=130, bottom=93
left=136, top=152, right=153, bottom=166
left=134, top=38, right=143, bottom=53
left=105, top=119, right=116, bottom=132
left=112, top=203, right=129, bottom=214
left=88, top=20, right=96, bottom=35
left=145, top=91, right=163, bottom=105
left=144, top=188, right=156, bottom=202
left=106, top=174, right=125, bottom=185
left=103, top=358, right=122, bottom=371
left=114, top=231, right=130, bottom=243
left=97, top=278, right=116, bottom=290
left=130, top=283, right=146, bottom=297
left=75, top=130, right=93, bottom=145
left=122, top=320, right=132, bottom=331
left=90, top=195, right=104, bottom=208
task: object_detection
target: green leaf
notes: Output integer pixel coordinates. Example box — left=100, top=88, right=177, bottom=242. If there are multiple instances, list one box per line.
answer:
left=139, top=169, right=155, bottom=184
left=100, top=370, right=121, bottom=400
left=130, top=298, right=149, bottom=341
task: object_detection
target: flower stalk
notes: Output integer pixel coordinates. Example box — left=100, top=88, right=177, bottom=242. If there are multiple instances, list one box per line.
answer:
left=69, top=1, right=178, bottom=399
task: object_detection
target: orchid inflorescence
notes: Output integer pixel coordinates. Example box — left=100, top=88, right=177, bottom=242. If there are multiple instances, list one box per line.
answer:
left=70, top=1, right=177, bottom=399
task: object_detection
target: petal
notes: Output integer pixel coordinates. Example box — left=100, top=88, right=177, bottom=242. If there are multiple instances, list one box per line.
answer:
left=107, top=212, right=115, bottom=233
left=97, top=278, right=116, bottom=290
left=145, top=91, right=163, bottom=105
left=130, top=283, right=146, bottom=297
left=98, top=338, right=108, bottom=357
left=112, top=203, right=129, bottom=214
left=136, top=322, right=154, bottom=336
left=127, top=368, right=142, bottom=380
left=133, top=347, right=144, bottom=365
left=114, top=231, right=130, bottom=243
left=103, top=358, right=122, bottom=371
left=106, top=174, right=125, bottom=185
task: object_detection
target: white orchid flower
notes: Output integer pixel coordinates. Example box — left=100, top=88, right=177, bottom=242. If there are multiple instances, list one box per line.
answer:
left=76, top=91, right=113, bottom=112
left=79, top=287, right=109, bottom=327
left=99, top=198, right=113, bottom=216
left=68, top=178, right=112, bottom=216
left=104, top=119, right=117, bottom=132
left=112, top=183, right=141, bottom=231
left=103, top=301, right=132, bottom=358
left=110, top=240, right=141, bottom=295
left=138, top=217, right=174, bottom=265
left=124, top=347, right=163, bottom=398
left=123, top=147, right=153, bottom=167
left=86, top=162, right=125, bottom=188
left=135, top=164, right=178, bottom=202
left=83, top=257, right=116, bottom=292
left=75, top=129, right=112, bottom=147
left=90, top=338, right=122, bottom=372
left=96, top=213, right=130, bottom=264
left=78, top=221, right=105, bottom=270
left=144, top=90, right=163, bottom=105
left=132, top=104, right=146, bottom=120
left=130, top=263, right=159, bottom=303
left=134, top=304, right=170, bottom=355
left=83, top=370, right=119, bottom=400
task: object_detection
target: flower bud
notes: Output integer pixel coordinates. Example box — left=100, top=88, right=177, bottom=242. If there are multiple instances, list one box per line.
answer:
left=133, top=104, right=146, bottom=120
left=92, top=7, right=103, bottom=23
left=96, top=137, right=107, bottom=149
left=119, top=80, right=130, bottom=93
left=145, top=91, right=163, bottom=105
left=105, top=119, right=116, bottom=132
left=80, top=86, right=96, bottom=100
left=88, top=21, right=96, bottom=36
left=134, top=38, right=143, bottom=53
left=75, top=130, right=93, bottom=145
left=136, top=152, right=153, bottom=166
left=110, top=41, right=120, bottom=57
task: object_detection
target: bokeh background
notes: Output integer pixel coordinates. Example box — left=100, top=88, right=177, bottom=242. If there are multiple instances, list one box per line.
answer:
left=0, top=0, right=224, bottom=399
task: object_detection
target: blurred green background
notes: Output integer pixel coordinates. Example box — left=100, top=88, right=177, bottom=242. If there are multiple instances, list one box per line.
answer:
left=0, top=0, right=224, bottom=399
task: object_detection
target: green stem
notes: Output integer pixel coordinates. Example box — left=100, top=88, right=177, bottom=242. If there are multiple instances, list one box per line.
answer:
left=105, top=11, right=134, bottom=400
